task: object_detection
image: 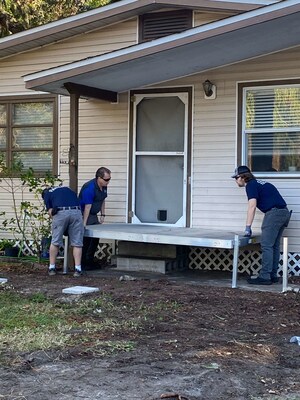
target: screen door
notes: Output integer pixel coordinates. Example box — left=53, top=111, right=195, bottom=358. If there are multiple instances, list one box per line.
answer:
left=131, top=92, right=189, bottom=226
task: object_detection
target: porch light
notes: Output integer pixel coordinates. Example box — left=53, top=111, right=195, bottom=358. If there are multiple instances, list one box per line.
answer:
left=202, top=79, right=217, bottom=99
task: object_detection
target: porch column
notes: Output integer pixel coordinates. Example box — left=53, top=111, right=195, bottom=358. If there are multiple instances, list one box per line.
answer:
left=69, top=93, right=79, bottom=193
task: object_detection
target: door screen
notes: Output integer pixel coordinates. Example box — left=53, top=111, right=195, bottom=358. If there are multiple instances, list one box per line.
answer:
left=132, top=94, right=188, bottom=226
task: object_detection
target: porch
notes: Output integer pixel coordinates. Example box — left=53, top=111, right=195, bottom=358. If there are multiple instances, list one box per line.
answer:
left=83, top=223, right=262, bottom=289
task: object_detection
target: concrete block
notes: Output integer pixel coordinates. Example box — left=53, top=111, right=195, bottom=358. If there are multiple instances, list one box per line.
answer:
left=0, top=278, right=8, bottom=284
left=116, top=257, right=167, bottom=274
left=62, top=286, right=100, bottom=295
left=117, top=241, right=177, bottom=258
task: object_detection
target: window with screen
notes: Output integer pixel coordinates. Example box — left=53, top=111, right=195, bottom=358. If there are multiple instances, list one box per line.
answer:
left=242, top=84, right=300, bottom=174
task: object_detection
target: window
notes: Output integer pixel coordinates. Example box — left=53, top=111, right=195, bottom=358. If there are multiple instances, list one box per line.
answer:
left=139, top=10, right=192, bottom=42
left=240, top=83, right=300, bottom=174
left=0, top=95, right=58, bottom=174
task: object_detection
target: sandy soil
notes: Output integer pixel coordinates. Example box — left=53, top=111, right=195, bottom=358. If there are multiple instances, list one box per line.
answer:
left=0, top=262, right=300, bottom=400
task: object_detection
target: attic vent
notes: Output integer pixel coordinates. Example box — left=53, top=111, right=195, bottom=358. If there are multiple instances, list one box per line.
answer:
left=139, top=10, right=192, bottom=42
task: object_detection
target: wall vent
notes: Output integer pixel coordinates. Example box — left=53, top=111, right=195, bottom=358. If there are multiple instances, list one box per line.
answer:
left=139, top=10, right=192, bottom=42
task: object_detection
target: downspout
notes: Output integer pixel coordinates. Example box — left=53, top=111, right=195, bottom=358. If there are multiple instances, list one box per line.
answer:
left=69, top=93, right=79, bottom=193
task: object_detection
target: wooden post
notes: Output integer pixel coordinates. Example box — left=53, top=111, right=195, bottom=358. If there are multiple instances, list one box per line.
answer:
left=69, top=93, right=79, bottom=194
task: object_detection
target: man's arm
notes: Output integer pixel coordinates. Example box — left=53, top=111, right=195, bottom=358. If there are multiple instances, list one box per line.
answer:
left=101, top=200, right=105, bottom=216
left=99, top=200, right=106, bottom=224
left=246, top=198, right=257, bottom=226
left=83, top=204, right=92, bottom=227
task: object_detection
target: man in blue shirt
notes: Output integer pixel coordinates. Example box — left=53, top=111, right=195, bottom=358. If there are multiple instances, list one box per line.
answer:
left=232, top=166, right=291, bottom=285
left=79, top=167, right=111, bottom=269
left=42, top=186, right=84, bottom=277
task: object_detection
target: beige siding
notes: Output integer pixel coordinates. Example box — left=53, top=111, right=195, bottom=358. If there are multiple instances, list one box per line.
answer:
left=163, top=46, right=300, bottom=251
left=0, top=19, right=136, bottom=231
left=59, top=93, right=129, bottom=222
left=0, top=181, right=40, bottom=240
left=194, top=11, right=233, bottom=27
left=0, top=18, right=137, bottom=95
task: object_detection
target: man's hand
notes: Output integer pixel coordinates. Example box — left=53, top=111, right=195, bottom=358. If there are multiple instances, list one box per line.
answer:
left=244, top=225, right=252, bottom=237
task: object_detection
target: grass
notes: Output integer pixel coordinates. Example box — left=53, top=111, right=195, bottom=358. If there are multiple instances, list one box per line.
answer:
left=0, top=287, right=182, bottom=363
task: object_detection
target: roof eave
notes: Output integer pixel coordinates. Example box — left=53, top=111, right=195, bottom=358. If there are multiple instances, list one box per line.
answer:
left=0, top=0, right=275, bottom=59
left=24, top=0, right=300, bottom=95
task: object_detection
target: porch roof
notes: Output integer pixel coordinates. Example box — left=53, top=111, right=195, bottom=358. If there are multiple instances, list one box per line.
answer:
left=23, top=0, right=300, bottom=96
left=0, top=0, right=270, bottom=60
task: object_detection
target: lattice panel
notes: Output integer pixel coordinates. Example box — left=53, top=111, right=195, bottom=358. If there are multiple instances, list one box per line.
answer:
left=189, top=247, right=300, bottom=276
left=9, top=240, right=114, bottom=262
left=15, top=240, right=33, bottom=256
left=95, top=243, right=114, bottom=262
left=287, top=252, right=300, bottom=276
left=12, top=240, right=64, bottom=258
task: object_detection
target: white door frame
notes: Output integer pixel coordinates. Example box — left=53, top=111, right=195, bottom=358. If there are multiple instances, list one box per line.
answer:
left=131, top=91, right=189, bottom=226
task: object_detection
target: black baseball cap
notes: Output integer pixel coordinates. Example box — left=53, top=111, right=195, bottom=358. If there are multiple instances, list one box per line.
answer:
left=231, top=165, right=251, bottom=178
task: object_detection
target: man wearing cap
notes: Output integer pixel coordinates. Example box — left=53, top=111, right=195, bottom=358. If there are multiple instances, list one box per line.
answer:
left=42, top=186, right=84, bottom=277
left=232, top=166, right=291, bottom=285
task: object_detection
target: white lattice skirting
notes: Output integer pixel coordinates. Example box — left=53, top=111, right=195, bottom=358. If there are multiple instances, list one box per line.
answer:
left=10, top=240, right=114, bottom=260
left=189, top=247, right=300, bottom=276
left=7, top=240, right=300, bottom=277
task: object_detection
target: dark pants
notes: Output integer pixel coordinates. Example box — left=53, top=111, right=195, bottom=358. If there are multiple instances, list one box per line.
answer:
left=82, top=214, right=100, bottom=267
left=82, top=236, right=99, bottom=266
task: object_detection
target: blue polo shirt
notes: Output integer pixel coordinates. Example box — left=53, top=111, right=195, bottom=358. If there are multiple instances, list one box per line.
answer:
left=246, top=179, right=286, bottom=213
left=43, top=186, right=80, bottom=210
left=79, top=178, right=107, bottom=215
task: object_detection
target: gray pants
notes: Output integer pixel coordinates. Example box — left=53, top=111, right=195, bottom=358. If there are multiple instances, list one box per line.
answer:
left=260, top=208, right=291, bottom=280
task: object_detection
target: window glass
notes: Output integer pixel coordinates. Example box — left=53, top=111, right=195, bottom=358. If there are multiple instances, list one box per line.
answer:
left=0, top=97, right=56, bottom=174
left=0, top=152, right=6, bottom=167
left=0, top=104, right=6, bottom=124
left=12, top=102, right=53, bottom=125
left=0, top=127, right=6, bottom=149
left=12, top=127, right=52, bottom=148
left=12, top=151, right=52, bottom=171
left=244, top=86, right=300, bottom=173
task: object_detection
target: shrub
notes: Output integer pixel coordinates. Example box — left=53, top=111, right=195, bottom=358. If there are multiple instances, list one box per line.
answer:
left=0, top=157, right=62, bottom=260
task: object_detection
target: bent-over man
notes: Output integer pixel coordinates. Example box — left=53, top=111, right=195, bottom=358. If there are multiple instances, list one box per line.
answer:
left=232, top=165, right=291, bottom=285
left=42, top=186, right=84, bottom=277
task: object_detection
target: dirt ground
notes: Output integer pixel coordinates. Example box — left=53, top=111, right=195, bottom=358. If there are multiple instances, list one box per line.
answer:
left=0, top=261, right=300, bottom=400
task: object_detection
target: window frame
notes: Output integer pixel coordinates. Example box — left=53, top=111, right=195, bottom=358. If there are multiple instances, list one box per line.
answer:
left=237, top=79, right=300, bottom=178
left=0, top=94, right=58, bottom=175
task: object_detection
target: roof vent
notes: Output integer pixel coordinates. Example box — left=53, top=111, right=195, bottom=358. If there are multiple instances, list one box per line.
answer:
left=139, top=10, right=192, bottom=42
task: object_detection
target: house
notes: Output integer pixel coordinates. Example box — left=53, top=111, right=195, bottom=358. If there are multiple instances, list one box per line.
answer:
left=0, top=0, right=300, bottom=275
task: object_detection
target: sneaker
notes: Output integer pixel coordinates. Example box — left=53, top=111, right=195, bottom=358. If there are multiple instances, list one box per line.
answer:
left=73, top=269, right=82, bottom=277
left=48, top=268, right=57, bottom=276
left=247, top=276, right=272, bottom=285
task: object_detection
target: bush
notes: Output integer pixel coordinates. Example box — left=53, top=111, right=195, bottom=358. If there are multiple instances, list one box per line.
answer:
left=0, top=158, right=62, bottom=260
